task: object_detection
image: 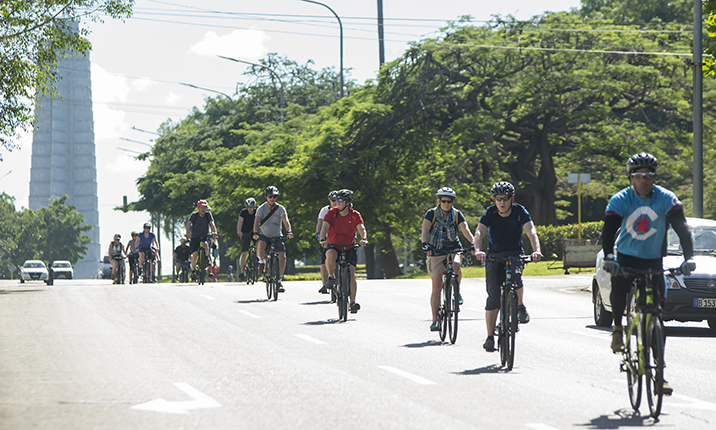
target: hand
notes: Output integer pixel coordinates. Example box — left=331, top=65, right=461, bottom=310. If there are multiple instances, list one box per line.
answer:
left=238, top=231, right=243, bottom=239
left=603, top=254, right=619, bottom=275
left=474, top=250, right=486, bottom=264
left=421, top=242, right=433, bottom=253
left=680, top=259, right=696, bottom=276
left=315, top=233, right=320, bottom=240
left=320, top=240, right=327, bottom=249
left=531, top=251, right=543, bottom=262
left=287, top=232, right=294, bottom=239
left=359, top=239, right=368, bottom=247
left=252, top=233, right=259, bottom=241
left=212, top=232, right=218, bottom=238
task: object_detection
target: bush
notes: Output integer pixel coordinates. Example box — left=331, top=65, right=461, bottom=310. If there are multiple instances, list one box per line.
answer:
left=523, top=221, right=603, bottom=260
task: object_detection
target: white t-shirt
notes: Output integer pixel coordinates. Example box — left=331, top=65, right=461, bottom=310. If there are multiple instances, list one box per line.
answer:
left=318, top=205, right=330, bottom=220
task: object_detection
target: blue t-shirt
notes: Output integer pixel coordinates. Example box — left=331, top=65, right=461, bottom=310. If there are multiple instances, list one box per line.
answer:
left=137, top=232, right=156, bottom=250
left=479, top=204, right=532, bottom=254
left=605, top=184, right=682, bottom=259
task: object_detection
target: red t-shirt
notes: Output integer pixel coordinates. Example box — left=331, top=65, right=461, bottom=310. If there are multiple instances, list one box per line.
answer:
left=323, top=207, right=364, bottom=246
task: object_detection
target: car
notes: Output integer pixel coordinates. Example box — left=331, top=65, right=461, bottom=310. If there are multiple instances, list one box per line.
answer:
left=100, top=255, right=113, bottom=279
left=592, top=217, right=716, bottom=331
left=20, top=260, right=48, bottom=283
left=51, top=260, right=74, bottom=279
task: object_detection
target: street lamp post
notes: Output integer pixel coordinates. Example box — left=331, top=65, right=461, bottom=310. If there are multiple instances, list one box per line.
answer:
left=299, top=0, right=344, bottom=98
left=180, top=82, right=237, bottom=111
left=218, top=55, right=285, bottom=123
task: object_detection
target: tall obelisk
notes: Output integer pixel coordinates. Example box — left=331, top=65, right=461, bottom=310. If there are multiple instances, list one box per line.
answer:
left=29, top=26, right=100, bottom=279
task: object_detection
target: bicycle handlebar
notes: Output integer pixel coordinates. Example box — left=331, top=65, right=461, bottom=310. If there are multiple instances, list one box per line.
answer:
left=327, top=243, right=360, bottom=250
left=486, top=255, right=532, bottom=263
left=616, top=266, right=684, bottom=277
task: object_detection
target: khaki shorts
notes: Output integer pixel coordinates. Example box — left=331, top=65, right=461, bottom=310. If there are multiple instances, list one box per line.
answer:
left=426, top=254, right=450, bottom=278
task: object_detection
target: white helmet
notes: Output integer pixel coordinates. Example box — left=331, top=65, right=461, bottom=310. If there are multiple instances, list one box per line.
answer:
left=436, top=187, right=456, bottom=199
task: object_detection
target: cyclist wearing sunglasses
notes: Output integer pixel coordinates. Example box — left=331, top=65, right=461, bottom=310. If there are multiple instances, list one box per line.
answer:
left=252, top=186, right=294, bottom=292
left=474, top=181, right=543, bottom=352
left=421, top=187, right=476, bottom=332
left=601, top=152, right=694, bottom=357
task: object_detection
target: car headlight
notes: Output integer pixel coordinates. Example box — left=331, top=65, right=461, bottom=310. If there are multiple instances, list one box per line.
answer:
left=665, top=275, right=682, bottom=290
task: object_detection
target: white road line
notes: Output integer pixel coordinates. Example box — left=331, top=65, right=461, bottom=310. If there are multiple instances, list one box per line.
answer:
left=378, top=366, right=436, bottom=385
left=200, top=294, right=216, bottom=300
left=239, top=310, right=261, bottom=319
left=294, top=334, right=326, bottom=345
left=132, top=382, right=221, bottom=414
left=526, top=424, right=561, bottom=430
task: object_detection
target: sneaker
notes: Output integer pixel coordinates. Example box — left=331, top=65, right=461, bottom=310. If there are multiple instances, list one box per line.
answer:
left=326, top=276, right=335, bottom=290
left=277, top=281, right=285, bottom=293
left=661, top=380, right=673, bottom=396
left=430, top=320, right=440, bottom=332
left=458, top=293, right=464, bottom=305
left=258, top=263, right=265, bottom=274
left=350, top=302, right=360, bottom=313
left=611, top=328, right=624, bottom=354
left=483, top=336, right=496, bottom=352
left=238, top=273, right=246, bottom=282
left=318, top=285, right=329, bottom=294
left=517, top=305, right=530, bottom=324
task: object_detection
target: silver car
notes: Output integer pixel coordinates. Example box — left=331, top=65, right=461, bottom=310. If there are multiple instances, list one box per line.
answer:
left=592, top=217, right=716, bottom=331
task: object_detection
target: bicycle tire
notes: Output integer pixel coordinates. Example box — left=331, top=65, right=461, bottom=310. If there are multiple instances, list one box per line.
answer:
left=265, top=257, right=273, bottom=300
left=271, top=253, right=280, bottom=301
left=339, top=265, right=349, bottom=321
left=143, top=257, right=151, bottom=284
left=499, top=290, right=508, bottom=366
left=439, top=274, right=449, bottom=341
left=506, top=290, right=518, bottom=370
left=625, top=288, right=642, bottom=410
left=645, top=316, right=665, bottom=418
left=449, top=277, right=459, bottom=344
left=197, top=248, right=206, bottom=285
left=444, top=274, right=453, bottom=342
left=247, top=248, right=256, bottom=285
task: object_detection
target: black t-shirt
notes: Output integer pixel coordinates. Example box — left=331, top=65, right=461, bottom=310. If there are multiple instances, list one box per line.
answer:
left=479, top=204, right=532, bottom=254
left=239, top=208, right=256, bottom=233
left=174, top=245, right=191, bottom=261
left=189, top=211, right=214, bottom=237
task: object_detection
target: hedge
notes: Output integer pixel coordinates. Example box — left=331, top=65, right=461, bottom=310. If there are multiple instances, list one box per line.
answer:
left=522, top=221, right=603, bottom=260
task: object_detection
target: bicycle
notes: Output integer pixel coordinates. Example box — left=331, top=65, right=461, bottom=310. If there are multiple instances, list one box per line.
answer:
left=328, top=243, right=359, bottom=322
left=435, top=247, right=465, bottom=344
left=128, top=253, right=139, bottom=284
left=195, top=237, right=212, bottom=285
left=112, top=254, right=125, bottom=284
left=617, top=265, right=683, bottom=419
left=177, top=259, right=190, bottom=283
left=487, top=254, right=531, bottom=371
left=261, top=235, right=282, bottom=301
left=246, top=242, right=259, bottom=285
left=140, top=249, right=153, bottom=284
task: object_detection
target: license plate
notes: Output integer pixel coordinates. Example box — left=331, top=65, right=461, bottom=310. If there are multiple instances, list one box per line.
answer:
left=694, top=298, right=716, bottom=308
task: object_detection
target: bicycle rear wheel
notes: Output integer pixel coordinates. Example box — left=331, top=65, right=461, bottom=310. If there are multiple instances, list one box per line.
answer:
left=247, top=248, right=257, bottom=285
left=625, top=288, right=642, bottom=410
left=448, top=277, right=459, bottom=344
left=271, top=253, right=280, bottom=301
left=338, top=265, right=349, bottom=321
left=505, top=290, right=518, bottom=370
left=439, top=275, right=449, bottom=341
left=645, top=316, right=665, bottom=418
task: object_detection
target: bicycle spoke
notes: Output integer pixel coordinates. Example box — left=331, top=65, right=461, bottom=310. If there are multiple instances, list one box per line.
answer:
left=645, top=317, right=665, bottom=418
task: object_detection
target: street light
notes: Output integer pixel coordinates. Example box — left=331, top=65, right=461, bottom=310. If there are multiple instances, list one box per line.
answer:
left=218, top=55, right=285, bottom=123
left=180, top=82, right=237, bottom=111
left=299, top=0, right=344, bottom=98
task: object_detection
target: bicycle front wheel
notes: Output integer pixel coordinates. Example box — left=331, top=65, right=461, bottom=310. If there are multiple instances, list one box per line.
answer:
left=338, top=265, right=349, bottom=321
left=645, top=315, right=665, bottom=418
left=499, top=290, right=508, bottom=366
left=271, top=253, right=280, bottom=301
left=439, top=275, right=449, bottom=341
left=448, top=277, right=459, bottom=344
left=143, top=259, right=151, bottom=284
left=625, top=288, right=642, bottom=410
left=265, top=258, right=273, bottom=300
left=505, top=290, right=518, bottom=370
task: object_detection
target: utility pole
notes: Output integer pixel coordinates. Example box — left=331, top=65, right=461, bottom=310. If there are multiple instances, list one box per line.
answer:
left=693, top=0, right=704, bottom=217
left=377, top=0, right=385, bottom=66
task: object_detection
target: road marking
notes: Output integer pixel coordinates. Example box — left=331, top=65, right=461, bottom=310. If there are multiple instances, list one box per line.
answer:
left=132, top=382, right=221, bottom=414
left=378, top=366, right=436, bottom=385
left=294, top=334, right=326, bottom=345
left=526, top=424, right=561, bottom=430
left=239, top=310, right=261, bottom=319
left=670, top=394, right=716, bottom=411
left=200, top=294, right=216, bottom=300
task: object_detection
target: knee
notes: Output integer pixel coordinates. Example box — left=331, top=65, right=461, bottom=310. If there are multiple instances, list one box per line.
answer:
left=485, top=295, right=499, bottom=311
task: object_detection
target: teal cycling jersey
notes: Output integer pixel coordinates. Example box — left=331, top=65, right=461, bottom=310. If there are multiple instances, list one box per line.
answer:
left=605, top=184, right=683, bottom=259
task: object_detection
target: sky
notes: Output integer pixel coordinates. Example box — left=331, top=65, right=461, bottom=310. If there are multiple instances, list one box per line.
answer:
left=0, top=0, right=581, bottom=271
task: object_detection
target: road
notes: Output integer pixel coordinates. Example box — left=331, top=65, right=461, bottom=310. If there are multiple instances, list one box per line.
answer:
left=1, top=275, right=715, bottom=429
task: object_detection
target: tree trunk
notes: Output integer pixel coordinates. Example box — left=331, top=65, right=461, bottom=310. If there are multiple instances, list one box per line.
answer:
left=378, top=231, right=403, bottom=279
left=365, top=243, right=383, bottom=279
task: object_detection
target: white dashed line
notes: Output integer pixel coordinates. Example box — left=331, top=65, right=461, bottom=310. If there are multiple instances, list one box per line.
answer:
left=378, top=366, right=436, bottom=385
left=294, top=334, right=326, bottom=345
left=239, top=310, right=261, bottom=319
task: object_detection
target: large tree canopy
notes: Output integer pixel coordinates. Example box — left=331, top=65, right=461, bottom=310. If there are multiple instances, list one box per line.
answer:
left=0, top=0, right=134, bottom=157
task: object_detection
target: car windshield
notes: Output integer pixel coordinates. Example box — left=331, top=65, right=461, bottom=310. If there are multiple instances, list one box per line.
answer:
left=53, top=262, right=70, bottom=268
left=667, top=225, right=716, bottom=254
left=24, top=262, right=45, bottom=268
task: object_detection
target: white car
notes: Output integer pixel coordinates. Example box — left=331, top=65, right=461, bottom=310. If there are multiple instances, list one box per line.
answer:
left=20, top=260, right=49, bottom=283
left=592, top=217, right=716, bottom=331
left=51, top=260, right=74, bottom=279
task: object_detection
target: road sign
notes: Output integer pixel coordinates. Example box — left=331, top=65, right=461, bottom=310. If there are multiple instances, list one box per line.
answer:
left=568, top=173, right=591, bottom=184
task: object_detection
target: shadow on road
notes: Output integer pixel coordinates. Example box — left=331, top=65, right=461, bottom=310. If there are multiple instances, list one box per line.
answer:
left=302, top=319, right=344, bottom=325
left=454, top=364, right=510, bottom=375
left=577, top=408, right=658, bottom=428
left=300, top=300, right=332, bottom=306
left=401, top=340, right=445, bottom=348
left=585, top=325, right=613, bottom=333
left=664, top=326, right=716, bottom=338
left=235, top=299, right=269, bottom=304
left=0, top=288, right=45, bottom=294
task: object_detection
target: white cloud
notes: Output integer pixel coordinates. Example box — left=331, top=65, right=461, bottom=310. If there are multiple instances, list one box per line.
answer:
left=189, top=29, right=270, bottom=61
left=165, top=92, right=182, bottom=104
left=91, top=63, right=130, bottom=103
left=131, top=78, right=156, bottom=92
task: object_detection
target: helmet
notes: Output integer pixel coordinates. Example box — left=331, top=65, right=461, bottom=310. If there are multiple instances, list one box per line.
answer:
left=245, top=198, right=256, bottom=207
left=143, top=222, right=151, bottom=228
left=228, top=265, right=233, bottom=269
left=131, top=231, right=137, bottom=236
left=197, top=199, right=209, bottom=207
left=626, top=152, right=658, bottom=176
left=327, top=190, right=338, bottom=200
left=180, top=237, right=188, bottom=243
left=490, top=181, right=515, bottom=196
left=114, top=234, right=121, bottom=240
left=335, top=189, right=354, bottom=201
left=264, top=186, right=279, bottom=196
left=436, top=187, right=456, bottom=199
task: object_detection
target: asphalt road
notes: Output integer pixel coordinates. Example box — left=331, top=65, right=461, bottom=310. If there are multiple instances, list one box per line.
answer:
left=1, top=275, right=715, bottom=430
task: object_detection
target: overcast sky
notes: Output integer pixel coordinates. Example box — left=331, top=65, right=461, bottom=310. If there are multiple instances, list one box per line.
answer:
left=0, top=0, right=581, bottom=267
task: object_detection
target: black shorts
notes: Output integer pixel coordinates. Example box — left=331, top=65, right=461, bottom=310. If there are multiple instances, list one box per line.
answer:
left=329, top=246, right=358, bottom=266
left=485, top=251, right=524, bottom=311
left=241, top=233, right=253, bottom=252
left=320, top=246, right=328, bottom=264
left=259, top=236, right=285, bottom=253
left=139, top=248, right=154, bottom=260
left=189, top=237, right=209, bottom=254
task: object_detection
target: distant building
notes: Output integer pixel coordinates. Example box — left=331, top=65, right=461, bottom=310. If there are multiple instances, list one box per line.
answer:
left=29, top=25, right=100, bottom=279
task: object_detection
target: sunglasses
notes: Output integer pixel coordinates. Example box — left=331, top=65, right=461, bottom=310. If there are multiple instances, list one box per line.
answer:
left=440, top=200, right=453, bottom=204
left=631, top=172, right=656, bottom=179
left=494, top=196, right=511, bottom=202
left=267, top=195, right=278, bottom=199
left=336, top=198, right=347, bottom=203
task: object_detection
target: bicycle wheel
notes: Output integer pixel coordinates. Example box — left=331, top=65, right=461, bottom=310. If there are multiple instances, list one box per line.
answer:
left=143, top=258, right=151, bottom=284
left=645, top=316, right=665, bottom=418
left=265, top=257, right=273, bottom=300
left=247, top=248, right=256, bottom=285
left=339, top=265, right=350, bottom=321
left=439, top=275, right=449, bottom=341
left=625, top=288, right=642, bottom=410
left=505, top=290, right=518, bottom=370
left=449, top=277, right=459, bottom=344
left=271, top=253, right=280, bottom=301
left=499, top=290, right=508, bottom=366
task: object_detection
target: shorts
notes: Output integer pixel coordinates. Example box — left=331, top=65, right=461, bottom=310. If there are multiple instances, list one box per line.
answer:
left=328, top=246, right=357, bottom=266
left=485, top=251, right=524, bottom=311
left=128, top=253, right=138, bottom=270
left=189, top=236, right=210, bottom=254
left=139, top=248, right=154, bottom=260
left=426, top=251, right=463, bottom=278
left=259, top=236, right=286, bottom=253
left=241, top=233, right=253, bottom=252
left=320, top=246, right=327, bottom=264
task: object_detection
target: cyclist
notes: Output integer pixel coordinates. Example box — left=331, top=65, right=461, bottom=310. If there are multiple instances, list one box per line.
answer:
left=187, top=199, right=218, bottom=275
left=316, top=190, right=338, bottom=294
left=226, top=265, right=234, bottom=282
left=474, top=181, right=543, bottom=352
left=236, top=198, right=257, bottom=282
left=125, top=231, right=139, bottom=283
left=252, top=186, right=294, bottom=292
left=174, top=238, right=191, bottom=280
left=108, top=234, right=126, bottom=283
left=319, top=189, right=368, bottom=313
left=601, top=153, right=694, bottom=361
left=421, top=187, right=476, bottom=332
left=137, top=223, right=159, bottom=283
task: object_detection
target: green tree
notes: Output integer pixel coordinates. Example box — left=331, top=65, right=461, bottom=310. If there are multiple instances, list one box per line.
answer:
left=0, top=0, right=133, bottom=157
left=580, top=0, right=693, bottom=23
left=35, top=195, right=93, bottom=263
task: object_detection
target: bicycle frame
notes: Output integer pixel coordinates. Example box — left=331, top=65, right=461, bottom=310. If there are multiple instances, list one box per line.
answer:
left=328, top=243, right=359, bottom=322
left=436, top=248, right=464, bottom=343
left=261, top=236, right=282, bottom=301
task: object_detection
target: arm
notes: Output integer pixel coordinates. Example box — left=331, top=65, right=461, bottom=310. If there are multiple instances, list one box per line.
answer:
left=319, top=221, right=330, bottom=247
left=357, top=224, right=368, bottom=247
left=252, top=215, right=261, bottom=237
left=315, top=218, right=323, bottom=239
left=237, top=216, right=244, bottom=238
left=667, top=208, right=693, bottom=260
left=186, top=219, right=192, bottom=240
left=210, top=220, right=218, bottom=237
left=473, top=223, right=488, bottom=263
left=459, top=221, right=475, bottom=250
left=601, top=214, right=622, bottom=256
left=523, top=221, right=543, bottom=261
left=282, top=214, right=293, bottom=239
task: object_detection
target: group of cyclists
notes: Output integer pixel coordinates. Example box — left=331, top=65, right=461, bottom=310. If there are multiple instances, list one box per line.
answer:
left=107, top=223, right=160, bottom=284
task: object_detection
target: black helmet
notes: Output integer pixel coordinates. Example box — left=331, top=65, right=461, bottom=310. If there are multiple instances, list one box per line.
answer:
left=490, top=181, right=515, bottom=196
left=335, top=189, right=354, bottom=201
left=626, top=152, right=658, bottom=176
left=264, top=186, right=279, bottom=196
left=436, top=187, right=456, bottom=199
left=327, top=190, right=338, bottom=200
